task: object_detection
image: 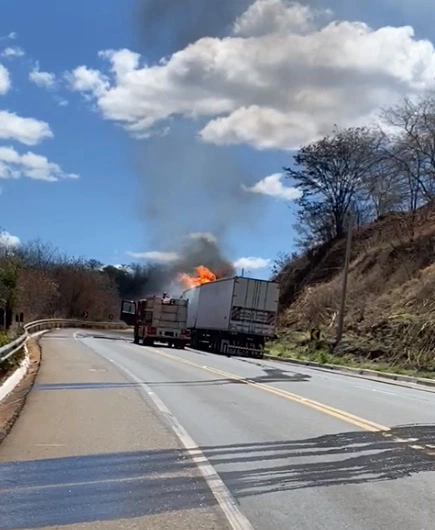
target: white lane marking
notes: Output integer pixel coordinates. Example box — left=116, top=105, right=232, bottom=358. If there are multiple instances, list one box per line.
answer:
left=371, top=388, right=397, bottom=396
left=33, top=444, right=66, bottom=447
left=75, top=335, right=254, bottom=530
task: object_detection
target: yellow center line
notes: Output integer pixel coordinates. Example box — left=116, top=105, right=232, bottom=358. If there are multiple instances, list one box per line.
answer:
left=149, top=347, right=390, bottom=433
left=120, top=341, right=435, bottom=460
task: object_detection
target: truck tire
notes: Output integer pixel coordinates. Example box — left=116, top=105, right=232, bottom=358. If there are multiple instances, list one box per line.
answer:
left=134, top=335, right=139, bottom=344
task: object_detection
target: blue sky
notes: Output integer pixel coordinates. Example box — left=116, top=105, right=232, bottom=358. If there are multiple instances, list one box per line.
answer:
left=1, top=0, right=434, bottom=279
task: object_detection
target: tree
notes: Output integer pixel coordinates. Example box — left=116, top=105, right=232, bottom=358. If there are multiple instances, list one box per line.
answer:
left=0, top=246, right=20, bottom=328
left=285, top=127, right=384, bottom=244
left=381, top=94, right=435, bottom=203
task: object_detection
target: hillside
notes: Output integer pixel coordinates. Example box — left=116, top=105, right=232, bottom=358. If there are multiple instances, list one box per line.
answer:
left=273, top=204, right=435, bottom=373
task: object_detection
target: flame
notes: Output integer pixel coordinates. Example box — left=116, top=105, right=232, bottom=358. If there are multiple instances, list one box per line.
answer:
left=178, top=265, right=217, bottom=288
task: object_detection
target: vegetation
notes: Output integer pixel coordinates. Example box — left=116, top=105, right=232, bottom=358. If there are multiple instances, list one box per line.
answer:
left=4, top=93, right=435, bottom=377
left=271, top=92, right=435, bottom=375
left=0, top=238, right=166, bottom=327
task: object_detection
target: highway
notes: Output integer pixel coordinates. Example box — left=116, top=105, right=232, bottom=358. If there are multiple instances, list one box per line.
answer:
left=1, top=329, right=435, bottom=529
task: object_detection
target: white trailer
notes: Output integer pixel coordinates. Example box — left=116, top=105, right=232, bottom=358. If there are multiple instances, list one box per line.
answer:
left=181, top=276, right=279, bottom=358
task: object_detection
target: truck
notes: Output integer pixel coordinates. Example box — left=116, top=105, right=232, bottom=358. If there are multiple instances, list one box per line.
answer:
left=119, top=294, right=190, bottom=349
left=181, top=276, right=279, bottom=359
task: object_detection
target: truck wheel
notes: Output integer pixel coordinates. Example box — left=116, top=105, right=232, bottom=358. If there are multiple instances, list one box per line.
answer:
left=134, top=335, right=139, bottom=344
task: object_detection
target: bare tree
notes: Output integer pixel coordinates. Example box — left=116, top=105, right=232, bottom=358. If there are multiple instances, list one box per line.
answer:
left=382, top=94, right=435, bottom=203
left=285, top=126, right=384, bottom=243
left=360, top=135, right=410, bottom=219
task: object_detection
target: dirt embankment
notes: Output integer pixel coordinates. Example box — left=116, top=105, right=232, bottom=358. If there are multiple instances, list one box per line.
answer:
left=275, top=205, right=435, bottom=372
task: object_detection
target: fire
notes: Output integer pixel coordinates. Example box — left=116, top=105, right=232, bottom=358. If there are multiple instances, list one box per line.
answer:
left=178, top=265, right=217, bottom=288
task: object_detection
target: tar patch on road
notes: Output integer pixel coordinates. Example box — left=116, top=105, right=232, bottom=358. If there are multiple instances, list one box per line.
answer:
left=0, top=448, right=218, bottom=529
left=199, top=423, right=435, bottom=496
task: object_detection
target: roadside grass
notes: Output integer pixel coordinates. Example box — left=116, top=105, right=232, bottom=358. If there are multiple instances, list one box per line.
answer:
left=0, top=332, right=9, bottom=348
left=0, top=347, right=26, bottom=383
left=266, top=329, right=435, bottom=380
left=0, top=330, right=26, bottom=382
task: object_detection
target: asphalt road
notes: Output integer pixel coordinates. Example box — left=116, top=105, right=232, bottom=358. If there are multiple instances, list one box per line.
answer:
left=3, top=329, right=435, bottom=529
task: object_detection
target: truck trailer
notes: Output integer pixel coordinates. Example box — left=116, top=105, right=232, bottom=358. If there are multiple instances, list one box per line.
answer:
left=120, top=295, right=190, bottom=349
left=181, top=276, right=279, bottom=358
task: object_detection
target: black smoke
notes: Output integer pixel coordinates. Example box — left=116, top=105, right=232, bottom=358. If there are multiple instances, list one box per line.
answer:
left=124, top=234, right=236, bottom=298
left=130, top=0, right=261, bottom=291
left=134, top=0, right=251, bottom=57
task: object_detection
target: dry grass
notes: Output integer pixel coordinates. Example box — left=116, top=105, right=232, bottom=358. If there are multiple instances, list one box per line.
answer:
left=275, top=205, right=435, bottom=373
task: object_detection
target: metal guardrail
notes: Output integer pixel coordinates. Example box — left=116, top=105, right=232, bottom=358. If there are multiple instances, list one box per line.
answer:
left=222, top=344, right=265, bottom=359
left=0, top=319, right=129, bottom=363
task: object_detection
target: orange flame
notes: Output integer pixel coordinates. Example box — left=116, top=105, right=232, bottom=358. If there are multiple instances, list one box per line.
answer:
left=178, top=265, right=217, bottom=288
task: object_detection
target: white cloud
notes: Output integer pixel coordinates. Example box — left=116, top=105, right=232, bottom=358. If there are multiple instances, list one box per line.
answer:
left=233, top=256, right=271, bottom=270
left=233, top=0, right=331, bottom=37
left=0, top=146, right=79, bottom=182
left=1, top=46, right=24, bottom=58
left=111, top=264, right=134, bottom=274
left=0, top=64, right=10, bottom=95
left=243, top=173, right=302, bottom=201
left=0, top=230, right=20, bottom=248
left=66, top=65, right=109, bottom=96
left=126, top=250, right=180, bottom=262
left=0, top=111, right=53, bottom=145
left=29, top=63, right=56, bottom=88
left=187, top=232, right=217, bottom=243
left=64, top=0, right=435, bottom=151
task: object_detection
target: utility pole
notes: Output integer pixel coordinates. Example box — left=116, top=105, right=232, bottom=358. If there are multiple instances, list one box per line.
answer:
left=335, top=212, right=353, bottom=347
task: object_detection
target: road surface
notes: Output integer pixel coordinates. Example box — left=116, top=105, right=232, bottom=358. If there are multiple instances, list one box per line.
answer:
left=1, top=329, right=435, bottom=529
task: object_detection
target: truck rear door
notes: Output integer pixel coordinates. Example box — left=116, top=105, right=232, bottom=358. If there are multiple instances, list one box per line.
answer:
left=120, top=300, right=136, bottom=326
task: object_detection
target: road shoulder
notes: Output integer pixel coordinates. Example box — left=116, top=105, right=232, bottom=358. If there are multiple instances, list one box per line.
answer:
left=0, top=329, right=232, bottom=530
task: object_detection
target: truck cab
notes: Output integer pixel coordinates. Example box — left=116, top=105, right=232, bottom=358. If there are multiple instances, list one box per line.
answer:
left=120, top=295, right=190, bottom=349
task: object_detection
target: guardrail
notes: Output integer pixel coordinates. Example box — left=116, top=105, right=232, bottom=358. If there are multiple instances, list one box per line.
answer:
left=0, top=319, right=130, bottom=363
left=222, top=344, right=264, bottom=359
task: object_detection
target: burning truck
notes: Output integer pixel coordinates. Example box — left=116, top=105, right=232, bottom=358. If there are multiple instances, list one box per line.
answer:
left=120, top=265, right=280, bottom=359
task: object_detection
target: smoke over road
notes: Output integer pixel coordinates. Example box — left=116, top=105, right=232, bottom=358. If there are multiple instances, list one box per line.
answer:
left=134, top=0, right=251, bottom=55
left=139, top=234, right=236, bottom=296
left=130, top=0, right=260, bottom=293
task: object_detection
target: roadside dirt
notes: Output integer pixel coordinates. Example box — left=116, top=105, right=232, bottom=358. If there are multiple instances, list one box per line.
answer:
left=0, top=337, right=42, bottom=446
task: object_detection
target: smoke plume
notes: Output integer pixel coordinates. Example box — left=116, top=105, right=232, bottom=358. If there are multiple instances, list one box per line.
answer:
left=138, top=234, right=236, bottom=297
left=134, top=0, right=250, bottom=56
left=131, top=0, right=260, bottom=293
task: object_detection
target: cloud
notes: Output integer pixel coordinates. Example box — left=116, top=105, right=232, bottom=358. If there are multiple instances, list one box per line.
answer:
left=0, top=230, right=20, bottom=248
left=233, top=256, right=271, bottom=269
left=233, top=0, right=331, bottom=37
left=66, top=65, right=109, bottom=96
left=0, top=64, right=10, bottom=95
left=126, top=250, right=180, bottom=262
left=0, top=146, right=79, bottom=182
left=64, top=0, right=435, bottom=151
left=29, top=63, right=56, bottom=88
left=111, top=264, right=134, bottom=274
left=1, top=46, right=24, bottom=58
left=0, top=111, right=53, bottom=145
left=187, top=232, right=217, bottom=244
left=243, top=173, right=302, bottom=200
